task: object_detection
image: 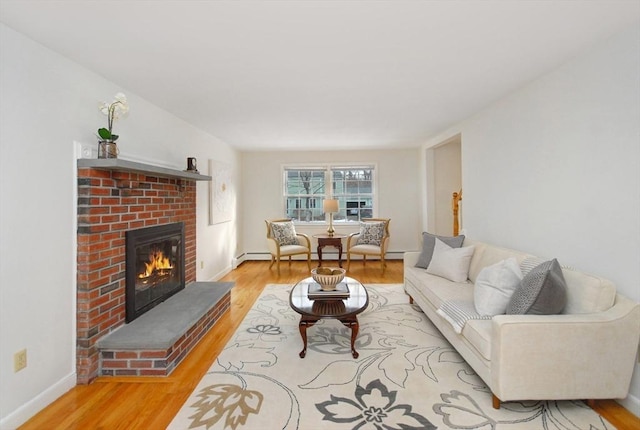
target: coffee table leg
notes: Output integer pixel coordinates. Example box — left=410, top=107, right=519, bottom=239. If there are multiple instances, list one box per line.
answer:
left=299, top=318, right=317, bottom=358
left=341, top=318, right=359, bottom=359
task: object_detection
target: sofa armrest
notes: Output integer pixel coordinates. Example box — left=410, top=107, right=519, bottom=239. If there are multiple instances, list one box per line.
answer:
left=490, top=294, right=640, bottom=401
left=404, top=251, right=420, bottom=269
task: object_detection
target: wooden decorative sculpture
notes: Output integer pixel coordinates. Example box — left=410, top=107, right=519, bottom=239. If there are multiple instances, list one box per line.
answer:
left=452, top=189, right=462, bottom=236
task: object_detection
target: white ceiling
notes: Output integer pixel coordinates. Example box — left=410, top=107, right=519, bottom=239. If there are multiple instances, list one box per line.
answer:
left=1, top=1, right=639, bottom=151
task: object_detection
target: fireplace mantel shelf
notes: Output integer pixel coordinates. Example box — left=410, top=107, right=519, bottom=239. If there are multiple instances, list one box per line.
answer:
left=77, top=158, right=212, bottom=181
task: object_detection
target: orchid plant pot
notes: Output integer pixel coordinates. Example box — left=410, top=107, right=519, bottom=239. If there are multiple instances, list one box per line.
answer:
left=98, top=141, right=118, bottom=159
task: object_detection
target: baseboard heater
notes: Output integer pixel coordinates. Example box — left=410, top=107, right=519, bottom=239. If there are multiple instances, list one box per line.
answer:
left=242, top=251, right=406, bottom=261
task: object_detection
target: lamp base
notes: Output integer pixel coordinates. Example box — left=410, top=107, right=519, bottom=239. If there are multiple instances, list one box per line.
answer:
left=327, top=214, right=335, bottom=236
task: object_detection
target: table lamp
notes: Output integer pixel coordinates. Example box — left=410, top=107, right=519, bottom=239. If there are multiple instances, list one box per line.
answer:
left=323, top=199, right=339, bottom=236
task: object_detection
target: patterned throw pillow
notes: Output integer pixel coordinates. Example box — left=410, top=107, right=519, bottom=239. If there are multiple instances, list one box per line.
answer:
left=356, top=222, right=385, bottom=246
left=506, top=259, right=567, bottom=315
left=271, top=222, right=299, bottom=246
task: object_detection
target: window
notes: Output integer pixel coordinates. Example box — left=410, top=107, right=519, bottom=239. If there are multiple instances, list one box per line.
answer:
left=283, top=168, right=325, bottom=222
left=331, top=167, right=374, bottom=221
left=284, top=165, right=375, bottom=222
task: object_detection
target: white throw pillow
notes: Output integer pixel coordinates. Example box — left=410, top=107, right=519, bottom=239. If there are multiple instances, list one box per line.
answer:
left=473, top=258, right=523, bottom=316
left=426, top=239, right=475, bottom=283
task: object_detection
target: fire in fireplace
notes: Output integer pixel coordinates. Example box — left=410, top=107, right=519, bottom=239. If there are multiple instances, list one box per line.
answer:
left=125, top=222, right=185, bottom=322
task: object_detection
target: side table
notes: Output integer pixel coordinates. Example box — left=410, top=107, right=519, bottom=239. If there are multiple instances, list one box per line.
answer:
left=313, top=234, right=347, bottom=267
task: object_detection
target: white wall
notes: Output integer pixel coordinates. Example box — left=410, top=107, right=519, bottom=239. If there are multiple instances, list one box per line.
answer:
left=241, top=149, right=422, bottom=260
left=0, top=24, right=239, bottom=428
left=423, top=23, right=640, bottom=414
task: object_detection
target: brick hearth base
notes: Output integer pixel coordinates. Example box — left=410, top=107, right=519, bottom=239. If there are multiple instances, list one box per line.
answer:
left=99, top=283, right=232, bottom=376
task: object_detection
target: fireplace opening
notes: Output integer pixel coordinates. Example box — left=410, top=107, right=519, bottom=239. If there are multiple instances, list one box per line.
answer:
left=125, top=222, right=185, bottom=322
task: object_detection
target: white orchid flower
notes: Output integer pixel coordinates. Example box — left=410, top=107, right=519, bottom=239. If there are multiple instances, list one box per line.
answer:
left=97, top=92, right=129, bottom=142
left=99, top=102, right=110, bottom=116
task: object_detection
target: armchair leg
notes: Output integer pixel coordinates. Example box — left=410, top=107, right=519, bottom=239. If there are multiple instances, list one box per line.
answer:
left=306, top=253, right=311, bottom=271
left=347, top=255, right=351, bottom=271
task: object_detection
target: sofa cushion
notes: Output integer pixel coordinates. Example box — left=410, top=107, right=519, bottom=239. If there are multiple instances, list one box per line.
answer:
left=427, top=239, right=475, bottom=282
left=474, top=258, right=523, bottom=316
left=438, top=299, right=491, bottom=333
left=415, top=232, right=465, bottom=269
left=356, top=221, right=385, bottom=246
left=463, top=319, right=492, bottom=361
left=271, top=221, right=299, bottom=246
left=562, top=268, right=616, bottom=314
left=404, top=267, right=472, bottom=309
left=466, top=240, right=531, bottom=284
left=349, top=243, right=385, bottom=255
left=506, top=259, right=567, bottom=315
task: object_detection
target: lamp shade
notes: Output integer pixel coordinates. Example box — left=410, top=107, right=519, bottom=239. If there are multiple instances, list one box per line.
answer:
left=323, top=199, right=339, bottom=213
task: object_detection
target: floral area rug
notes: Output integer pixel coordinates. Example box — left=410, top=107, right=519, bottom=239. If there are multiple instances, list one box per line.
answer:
left=168, top=284, right=614, bottom=430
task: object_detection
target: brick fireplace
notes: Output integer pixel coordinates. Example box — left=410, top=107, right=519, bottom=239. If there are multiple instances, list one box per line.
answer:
left=76, top=160, right=208, bottom=384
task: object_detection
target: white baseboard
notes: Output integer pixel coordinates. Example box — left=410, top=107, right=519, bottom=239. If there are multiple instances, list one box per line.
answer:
left=215, top=265, right=233, bottom=281
left=0, top=372, right=76, bottom=430
left=201, top=265, right=233, bottom=282
left=618, top=393, right=640, bottom=418
left=232, top=253, right=246, bottom=268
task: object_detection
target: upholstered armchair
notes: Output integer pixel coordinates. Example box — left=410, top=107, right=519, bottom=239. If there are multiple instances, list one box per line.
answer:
left=346, top=218, right=390, bottom=272
left=265, top=219, right=311, bottom=275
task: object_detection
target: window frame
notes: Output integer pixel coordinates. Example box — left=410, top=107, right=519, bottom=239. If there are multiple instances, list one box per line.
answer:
left=282, top=163, right=378, bottom=225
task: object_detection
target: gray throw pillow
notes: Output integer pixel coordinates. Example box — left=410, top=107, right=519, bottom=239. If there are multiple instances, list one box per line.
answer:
left=415, top=232, right=465, bottom=269
left=506, top=258, right=567, bottom=315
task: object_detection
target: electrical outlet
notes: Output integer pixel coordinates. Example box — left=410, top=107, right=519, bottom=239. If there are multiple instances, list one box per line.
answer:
left=200, top=261, right=204, bottom=269
left=14, top=349, right=27, bottom=372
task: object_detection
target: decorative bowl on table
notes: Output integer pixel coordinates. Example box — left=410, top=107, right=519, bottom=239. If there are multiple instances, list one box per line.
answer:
left=311, top=267, right=346, bottom=291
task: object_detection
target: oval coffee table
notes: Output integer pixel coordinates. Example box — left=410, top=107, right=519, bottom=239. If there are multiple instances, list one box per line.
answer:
left=289, top=276, right=369, bottom=359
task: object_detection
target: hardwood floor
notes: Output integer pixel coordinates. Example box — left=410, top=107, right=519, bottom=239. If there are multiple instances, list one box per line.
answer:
left=19, top=260, right=639, bottom=429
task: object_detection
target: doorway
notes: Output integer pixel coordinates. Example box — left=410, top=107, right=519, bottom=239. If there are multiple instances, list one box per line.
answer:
left=426, top=134, right=462, bottom=236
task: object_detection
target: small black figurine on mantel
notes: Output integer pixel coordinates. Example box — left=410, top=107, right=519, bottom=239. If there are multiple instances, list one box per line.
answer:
left=186, top=157, right=198, bottom=173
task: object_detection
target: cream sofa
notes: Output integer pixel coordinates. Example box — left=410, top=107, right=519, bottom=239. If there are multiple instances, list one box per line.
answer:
left=404, top=238, right=640, bottom=408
